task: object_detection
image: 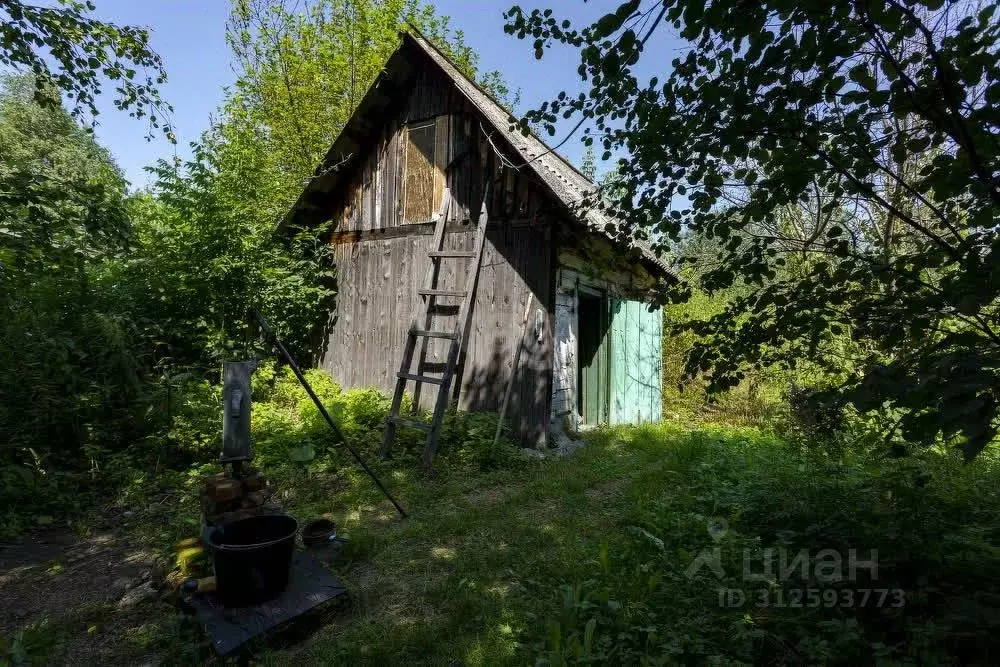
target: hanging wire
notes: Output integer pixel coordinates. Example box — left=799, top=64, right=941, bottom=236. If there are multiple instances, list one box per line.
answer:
left=498, top=2, right=670, bottom=172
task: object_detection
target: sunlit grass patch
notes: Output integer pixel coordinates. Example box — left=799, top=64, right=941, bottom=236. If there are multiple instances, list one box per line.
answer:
left=19, top=364, right=997, bottom=665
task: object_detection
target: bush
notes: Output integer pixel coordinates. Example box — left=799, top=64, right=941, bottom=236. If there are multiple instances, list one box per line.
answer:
left=203, top=365, right=521, bottom=474
left=0, top=344, right=525, bottom=537
left=532, top=426, right=1000, bottom=664
left=661, top=288, right=790, bottom=429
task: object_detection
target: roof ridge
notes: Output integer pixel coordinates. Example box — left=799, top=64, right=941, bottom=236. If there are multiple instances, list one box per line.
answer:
left=401, top=25, right=598, bottom=187
left=280, top=26, right=677, bottom=280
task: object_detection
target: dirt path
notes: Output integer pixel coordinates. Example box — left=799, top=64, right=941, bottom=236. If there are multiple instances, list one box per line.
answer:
left=0, top=528, right=168, bottom=663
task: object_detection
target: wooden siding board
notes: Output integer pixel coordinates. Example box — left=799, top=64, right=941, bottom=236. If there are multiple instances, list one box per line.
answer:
left=318, top=56, right=565, bottom=445
left=376, top=240, right=392, bottom=388
left=610, top=300, right=663, bottom=425
left=433, top=114, right=449, bottom=218
left=357, top=243, right=370, bottom=384
left=321, top=224, right=552, bottom=446
left=645, top=306, right=663, bottom=421
left=384, top=126, right=395, bottom=229
left=450, top=115, right=472, bottom=221
left=374, top=138, right=384, bottom=232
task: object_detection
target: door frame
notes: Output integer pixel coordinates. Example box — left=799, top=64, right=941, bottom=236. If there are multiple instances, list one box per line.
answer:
left=576, top=282, right=610, bottom=426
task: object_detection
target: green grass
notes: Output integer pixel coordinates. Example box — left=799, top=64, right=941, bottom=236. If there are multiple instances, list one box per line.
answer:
left=86, top=422, right=679, bottom=665
left=8, top=368, right=1000, bottom=664
left=264, top=429, right=655, bottom=666
left=252, top=422, right=1000, bottom=665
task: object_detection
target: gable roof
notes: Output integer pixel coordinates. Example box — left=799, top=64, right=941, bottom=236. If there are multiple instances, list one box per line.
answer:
left=280, top=28, right=677, bottom=281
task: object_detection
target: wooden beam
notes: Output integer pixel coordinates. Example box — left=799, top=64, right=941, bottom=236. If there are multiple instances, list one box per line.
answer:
left=493, top=294, right=534, bottom=447
left=328, top=218, right=551, bottom=246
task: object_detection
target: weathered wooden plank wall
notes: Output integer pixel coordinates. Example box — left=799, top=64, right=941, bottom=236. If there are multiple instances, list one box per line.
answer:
left=319, top=223, right=552, bottom=445
left=332, top=63, right=549, bottom=233
left=317, top=52, right=555, bottom=446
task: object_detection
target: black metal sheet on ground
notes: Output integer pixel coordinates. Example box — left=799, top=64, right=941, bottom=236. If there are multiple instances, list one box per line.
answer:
left=185, top=552, right=348, bottom=656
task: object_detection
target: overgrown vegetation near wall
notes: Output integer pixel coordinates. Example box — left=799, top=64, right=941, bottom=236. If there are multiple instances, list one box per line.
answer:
left=4, top=0, right=1000, bottom=660
left=0, top=0, right=511, bottom=536
left=532, top=424, right=1000, bottom=664
left=661, top=284, right=788, bottom=429
left=658, top=232, right=912, bottom=456
left=1, top=361, right=520, bottom=539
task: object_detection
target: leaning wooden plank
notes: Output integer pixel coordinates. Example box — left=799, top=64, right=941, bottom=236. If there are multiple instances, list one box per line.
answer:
left=493, top=293, right=534, bottom=447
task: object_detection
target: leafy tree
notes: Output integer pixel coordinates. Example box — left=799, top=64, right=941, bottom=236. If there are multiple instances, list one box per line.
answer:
left=0, top=0, right=172, bottom=519
left=579, top=145, right=596, bottom=180
left=222, top=0, right=513, bottom=221
left=507, top=0, right=1000, bottom=458
left=0, top=75, right=141, bottom=456
left=123, top=1, right=509, bottom=368
left=121, top=141, right=335, bottom=372
left=0, top=0, right=172, bottom=139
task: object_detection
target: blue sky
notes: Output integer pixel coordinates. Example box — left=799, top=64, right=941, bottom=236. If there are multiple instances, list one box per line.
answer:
left=86, top=0, right=682, bottom=188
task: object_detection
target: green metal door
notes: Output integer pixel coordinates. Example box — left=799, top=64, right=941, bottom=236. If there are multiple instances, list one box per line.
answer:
left=577, top=290, right=609, bottom=425
left=610, top=299, right=663, bottom=424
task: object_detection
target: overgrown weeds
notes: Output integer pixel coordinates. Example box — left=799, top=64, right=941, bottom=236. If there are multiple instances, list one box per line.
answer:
left=533, top=425, right=1000, bottom=664
left=5, top=405, right=1000, bottom=664
left=0, top=360, right=524, bottom=541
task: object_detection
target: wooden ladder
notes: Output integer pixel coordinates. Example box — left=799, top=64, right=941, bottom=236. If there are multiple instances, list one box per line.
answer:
left=381, top=185, right=490, bottom=469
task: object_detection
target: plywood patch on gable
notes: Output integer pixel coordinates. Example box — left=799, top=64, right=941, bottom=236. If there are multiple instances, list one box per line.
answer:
left=403, top=121, right=435, bottom=223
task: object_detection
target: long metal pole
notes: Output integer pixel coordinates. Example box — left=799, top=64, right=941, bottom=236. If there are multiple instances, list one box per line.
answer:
left=250, top=309, right=408, bottom=518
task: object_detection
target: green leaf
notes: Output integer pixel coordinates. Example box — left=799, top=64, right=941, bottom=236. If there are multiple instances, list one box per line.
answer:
left=583, top=618, right=596, bottom=654
left=848, top=64, right=876, bottom=92
left=289, top=444, right=316, bottom=463
left=594, top=0, right=640, bottom=39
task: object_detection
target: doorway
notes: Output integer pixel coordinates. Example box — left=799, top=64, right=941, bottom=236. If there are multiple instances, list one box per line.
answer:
left=577, top=289, right=609, bottom=425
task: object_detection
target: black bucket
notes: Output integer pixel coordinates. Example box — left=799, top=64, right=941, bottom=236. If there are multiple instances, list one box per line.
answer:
left=207, top=514, right=298, bottom=607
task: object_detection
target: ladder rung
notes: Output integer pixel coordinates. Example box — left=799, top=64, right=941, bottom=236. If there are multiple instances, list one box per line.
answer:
left=397, top=372, right=445, bottom=385
left=410, top=329, right=458, bottom=340
left=388, top=416, right=432, bottom=431
left=419, top=289, right=467, bottom=298
left=428, top=250, right=475, bottom=258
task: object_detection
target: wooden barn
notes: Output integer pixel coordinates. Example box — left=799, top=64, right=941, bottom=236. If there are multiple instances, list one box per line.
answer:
left=280, top=30, right=677, bottom=452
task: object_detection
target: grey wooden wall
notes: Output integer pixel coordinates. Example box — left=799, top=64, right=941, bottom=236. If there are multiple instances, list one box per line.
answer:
left=318, top=223, right=553, bottom=446
left=316, top=51, right=558, bottom=445
left=331, top=63, right=553, bottom=234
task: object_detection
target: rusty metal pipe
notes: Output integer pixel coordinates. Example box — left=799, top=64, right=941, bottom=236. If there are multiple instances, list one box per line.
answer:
left=250, top=308, right=408, bottom=519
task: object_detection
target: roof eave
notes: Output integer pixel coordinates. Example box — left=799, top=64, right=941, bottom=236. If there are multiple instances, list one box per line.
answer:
left=277, top=27, right=679, bottom=284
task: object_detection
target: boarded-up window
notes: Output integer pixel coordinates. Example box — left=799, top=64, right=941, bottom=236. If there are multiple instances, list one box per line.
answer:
left=402, top=116, right=450, bottom=223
